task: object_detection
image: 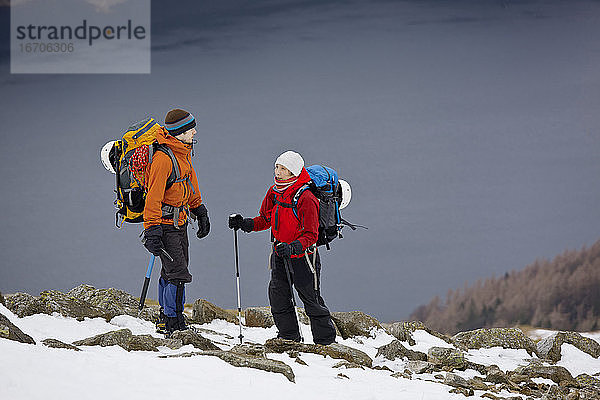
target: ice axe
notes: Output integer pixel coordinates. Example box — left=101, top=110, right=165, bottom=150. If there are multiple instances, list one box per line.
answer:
left=137, top=249, right=173, bottom=317
left=138, top=254, right=156, bottom=317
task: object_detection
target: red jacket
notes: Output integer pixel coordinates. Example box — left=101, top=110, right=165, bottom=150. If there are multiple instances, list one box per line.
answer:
left=252, top=168, right=319, bottom=257
left=143, top=127, right=203, bottom=229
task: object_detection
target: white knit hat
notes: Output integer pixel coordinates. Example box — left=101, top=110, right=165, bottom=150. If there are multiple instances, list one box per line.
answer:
left=275, top=150, right=304, bottom=176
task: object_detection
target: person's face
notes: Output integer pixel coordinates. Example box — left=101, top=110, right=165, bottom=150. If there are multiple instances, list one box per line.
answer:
left=177, top=128, right=196, bottom=144
left=274, top=164, right=294, bottom=180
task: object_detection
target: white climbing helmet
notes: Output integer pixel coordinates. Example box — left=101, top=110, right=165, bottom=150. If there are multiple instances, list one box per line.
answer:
left=101, top=140, right=116, bottom=174
left=339, top=179, right=352, bottom=210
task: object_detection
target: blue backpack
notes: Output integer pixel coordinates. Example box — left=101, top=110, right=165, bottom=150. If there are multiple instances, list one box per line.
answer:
left=291, top=165, right=361, bottom=249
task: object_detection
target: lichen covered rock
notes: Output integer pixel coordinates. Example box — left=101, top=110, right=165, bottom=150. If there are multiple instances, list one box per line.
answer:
left=385, top=321, right=452, bottom=346
left=537, top=331, right=600, bottom=362
left=427, top=347, right=466, bottom=370
left=4, top=292, right=46, bottom=318
left=169, top=329, right=220, bottom=350
left=191, top=299, right=238, bottom=324
left=42, top=338, right=80, bottom=351
left=72, top=328, right=191, bottom=352
left=38, top=290, right=110, bottom=321
left=244, top=307, right=275, bottom=328
left=375, top=339, right=427, bottom=361
left=514, top=361, right=577, bottom=386
left=330, top=311, right=382, bottom=339
left=264, top=338, right=373, bottom=367
left=0, top=312, right=35, bottom=345
left=452, top=327, right=537, bottom=356
left=67, top=284, right=142, bottom=320
left=160, top=346, right=296, bottom=382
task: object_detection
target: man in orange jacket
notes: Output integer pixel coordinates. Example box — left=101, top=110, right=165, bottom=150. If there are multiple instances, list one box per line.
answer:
left=142, top=108, right=210, bottom=334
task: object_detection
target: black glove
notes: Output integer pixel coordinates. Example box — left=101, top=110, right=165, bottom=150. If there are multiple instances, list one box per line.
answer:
left=229, top=214, right=254, bottom=233
left=143, top=225, right=164, bottom=256
left=191, top=204, right=210, bottom=239
left=275, top=240, right=303, bottom=258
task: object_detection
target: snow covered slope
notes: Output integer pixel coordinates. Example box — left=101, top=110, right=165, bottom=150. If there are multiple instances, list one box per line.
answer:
left=1, top=303, right=598, bottom=400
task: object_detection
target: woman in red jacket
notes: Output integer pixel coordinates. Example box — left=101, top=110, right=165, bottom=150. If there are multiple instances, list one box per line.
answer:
left=229, top=151, right=336, bottom=345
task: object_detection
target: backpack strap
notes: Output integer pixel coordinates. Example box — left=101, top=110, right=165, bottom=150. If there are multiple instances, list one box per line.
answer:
left=155, top=144, right=181, bottom=183
left=153, top=144, right=196, bottom=228
left=290, top=184, right=311, bottom=219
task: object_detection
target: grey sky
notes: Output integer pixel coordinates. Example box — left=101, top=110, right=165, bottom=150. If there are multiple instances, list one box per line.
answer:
left=1, top=0, right=599, bottom=322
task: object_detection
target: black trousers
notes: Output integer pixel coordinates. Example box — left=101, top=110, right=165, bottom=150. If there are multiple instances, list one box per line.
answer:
left=159, top=223, right=192, bottom=284
left=269, top=250, right=336, bottom=345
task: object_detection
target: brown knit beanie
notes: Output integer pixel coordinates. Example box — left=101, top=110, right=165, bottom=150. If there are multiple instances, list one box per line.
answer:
left=164, top=108, right=196, bottom=136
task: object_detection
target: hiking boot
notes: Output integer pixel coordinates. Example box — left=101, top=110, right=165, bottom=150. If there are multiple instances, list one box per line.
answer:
left=155, top=309, right=167, bottom=335
left=176, top=312, right=187, bottom=331
left=166, top=316, right=179, bottom=334
left=272, top=334, right=301, bottom=343
left=314, top=339, right=336, bottom=346
left=166, top=312, right=187, bottom=334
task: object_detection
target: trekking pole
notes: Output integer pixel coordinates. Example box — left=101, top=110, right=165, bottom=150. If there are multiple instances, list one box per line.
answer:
left=138, top=254, right=156, bottom=317
left=282, top=256, right=304, bottom=343
left=232, top=226, right=244, bottom=344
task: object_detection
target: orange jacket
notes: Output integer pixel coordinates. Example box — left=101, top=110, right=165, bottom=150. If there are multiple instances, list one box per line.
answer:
left=143, top=127, right=202, bottom=229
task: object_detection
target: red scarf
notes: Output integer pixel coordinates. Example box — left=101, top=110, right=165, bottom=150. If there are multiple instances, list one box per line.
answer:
left=274, top=176, right=298, bottom=193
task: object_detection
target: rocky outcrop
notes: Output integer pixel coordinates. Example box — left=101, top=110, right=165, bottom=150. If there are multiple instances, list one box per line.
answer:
left=384, top=322, right=416, bottom=345
left=484, top=365, right=509, bottom=384
left=39, top=290, right=111, bottom=321
left=405, top=360, right=434, bottom=374
left=452, top=327, right=538, bottom=356
left=536, top=331, right=600, bottom=362
left=4, top=286, right=160, bottom=322
left=244, top=306, right=310, bottom=328
left=66, top=284, right=158, bottom=321
left=514, top=361, right=577, bottom=386
left=0, top=312, right=35, bottom=344
left=160, top=344, right=296, bottom=383
left=264, top=338, right=373, bottom=368
left=72, top=328, right=186, bottom=352
left=427, top=347, right=467, bottom=370
left=444, top=372, right=471, bottom=389
left=203, top=350, right=295, bottom=382
left=330, top=311, right=382, bottom=339
left=67, top=284, right=136, bottom=315
left=5, top=292, right=47, bottom=318
left=375, top=339, right=427, bottom=361
left=576, top=374, right=600, bottom=399
left=230, top=343, right=266, bottom=358
left=170, top=329, right=220, bottom=350
left=5, top=290, right=111, bottom=321
left=191, top=299, right=238, bottom=325
left=385, top=321, right=452, bottom=346
left=245, top=307, right=275, bottom=328
left=42, top=338, right=80, bottom=351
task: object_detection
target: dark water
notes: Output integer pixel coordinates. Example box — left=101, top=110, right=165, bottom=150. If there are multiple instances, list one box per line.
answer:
left=1, top=1, right=599, bottom=321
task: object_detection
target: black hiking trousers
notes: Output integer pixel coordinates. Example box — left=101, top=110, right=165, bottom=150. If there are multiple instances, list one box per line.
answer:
left=159, top=223, right=192, bottom=284
left=269, top=250, right=336, bottom=345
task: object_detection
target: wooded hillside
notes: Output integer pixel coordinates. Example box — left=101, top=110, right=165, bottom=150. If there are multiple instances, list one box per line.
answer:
left=409, top=240, right=600, bottom=335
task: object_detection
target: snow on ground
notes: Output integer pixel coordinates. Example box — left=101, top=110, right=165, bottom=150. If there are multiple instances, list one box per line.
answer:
left=1, top=302, right=600, bottom=400
left=558, top=344, right=600, bottom=376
